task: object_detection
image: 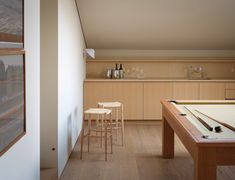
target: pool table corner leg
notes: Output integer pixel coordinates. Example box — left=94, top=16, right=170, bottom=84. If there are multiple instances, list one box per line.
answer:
left=162, top=116, right=174, bottom=158
left=194, top=147, right=216, bottom=180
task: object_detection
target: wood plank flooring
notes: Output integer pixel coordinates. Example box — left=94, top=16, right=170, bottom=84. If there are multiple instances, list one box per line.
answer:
left=58, top=121, right=235, bottom=180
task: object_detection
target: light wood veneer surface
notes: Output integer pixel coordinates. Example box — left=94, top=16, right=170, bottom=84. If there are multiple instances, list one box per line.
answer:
left=59, top=122, right=235, bottom=180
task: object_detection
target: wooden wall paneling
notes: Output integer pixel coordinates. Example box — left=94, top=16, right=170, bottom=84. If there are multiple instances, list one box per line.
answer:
left=199, top=83, right=225, bottom=100
left=173, top=82, right=199, bottom=100
left=144, top=82, right=173, bottom=120
left=112, top=82, right=143, bottom=120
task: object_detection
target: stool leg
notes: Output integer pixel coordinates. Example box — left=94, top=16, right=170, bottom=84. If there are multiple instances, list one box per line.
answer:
left=101, top=114, right=103, bottom=148
left=105, top=114, right=108, bottom=161
left=96, top=105, right=98, bottom=142
left=116, top=108, right=119, bottom=138
left=88, top=115, right=91, bottom=152
left=110, top=112, right=113, bottom=154
left=80, top=116, right=85, bottom=159
left=121, top=104, right=124, bottom=146
left=96, top=115, right=99, bottom=142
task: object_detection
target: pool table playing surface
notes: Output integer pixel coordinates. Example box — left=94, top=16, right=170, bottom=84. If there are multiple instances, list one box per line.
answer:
left=161, top=100, right=235, bottom=180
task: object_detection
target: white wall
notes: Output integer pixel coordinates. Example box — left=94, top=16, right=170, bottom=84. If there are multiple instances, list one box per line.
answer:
left=40, top=0, right=58, bottom=169
left=0, top=0, right=40, bottom=180
left=58, top=0, right=86, bottom=176
left=41, top=0, right=86, bottom=177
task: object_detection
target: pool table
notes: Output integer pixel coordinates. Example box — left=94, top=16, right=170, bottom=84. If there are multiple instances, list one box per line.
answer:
left=161, top=100, right=235, bottom=180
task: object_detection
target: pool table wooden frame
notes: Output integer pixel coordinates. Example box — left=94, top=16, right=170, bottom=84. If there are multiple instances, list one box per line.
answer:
left=161, top=100, right=235, bottom=180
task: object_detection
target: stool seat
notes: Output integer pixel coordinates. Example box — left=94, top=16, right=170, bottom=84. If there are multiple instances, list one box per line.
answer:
left=98, top=102, right=122, bottom=108
left=85, top=108, right=111, bottom=115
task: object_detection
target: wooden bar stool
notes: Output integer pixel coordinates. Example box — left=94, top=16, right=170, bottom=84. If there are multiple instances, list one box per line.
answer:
left=80, top=108, right=113, bottom=161
left=98, top=102, right=124, bottom=146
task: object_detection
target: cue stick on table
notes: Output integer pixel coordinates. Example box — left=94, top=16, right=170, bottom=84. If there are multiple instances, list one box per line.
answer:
left=184, top=107, right=213, bottom=131
left=195, top=109, right=235, bottom=132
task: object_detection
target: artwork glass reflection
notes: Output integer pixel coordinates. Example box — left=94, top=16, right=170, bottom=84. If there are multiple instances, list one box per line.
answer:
left=0, top=55, right=25, bottom=155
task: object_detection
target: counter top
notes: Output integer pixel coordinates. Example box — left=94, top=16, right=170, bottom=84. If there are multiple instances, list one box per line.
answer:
left=84, top=78, right=235, bottom=82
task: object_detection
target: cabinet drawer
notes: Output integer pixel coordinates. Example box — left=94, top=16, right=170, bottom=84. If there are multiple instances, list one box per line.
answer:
left=225, top=89, right=235, bottom=100
left=226, top=83, right=235, bottom=89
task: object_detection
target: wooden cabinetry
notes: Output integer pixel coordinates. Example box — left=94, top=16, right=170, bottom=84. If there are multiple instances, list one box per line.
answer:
left=225, top=83, right=235, bottom=100
left=173, top=82, right=199, bottom=100
left=199, top=83, right=225, bottom=100
left=84, top=80, right=231, bottom=120
left=84, top=82, right=143, bottom=120
left=144, top=83, right=173, bottom=120
left=112, top=83, right=143, bottom=120
left=84, top=82, right=113, bottom=110
left=225, top=83, right=235, bottom=89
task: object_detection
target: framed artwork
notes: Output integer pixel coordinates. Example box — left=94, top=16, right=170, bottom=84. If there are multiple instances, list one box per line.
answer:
left=0, top=53, right=25, bottom=156
left=0, top=0, right=24, bottom=49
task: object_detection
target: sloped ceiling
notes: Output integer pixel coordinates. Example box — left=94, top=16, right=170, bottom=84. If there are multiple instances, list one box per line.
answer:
left=76, top=0, right=235, bottom=59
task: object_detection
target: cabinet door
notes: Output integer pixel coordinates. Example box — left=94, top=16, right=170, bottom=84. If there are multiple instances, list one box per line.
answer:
left=199, top=83, right=225, bottom=100
left=225, top=83, right=235, bottom=99
left=144, top=83, right=173, bottom=120
left=225, top=90, right=235, bottom=100
left=84, top=82, right=112, bottom=110
left=112, top=82, right=143, bottom=120
left=173, top=82, right=199, bottom=100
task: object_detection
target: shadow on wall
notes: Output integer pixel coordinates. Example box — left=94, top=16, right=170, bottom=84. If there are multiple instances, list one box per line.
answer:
left=74, top=107, right=79, bottom=138
left=67, top=114, right=72, bottom=155
left=67, top=106, right=80, bottom=156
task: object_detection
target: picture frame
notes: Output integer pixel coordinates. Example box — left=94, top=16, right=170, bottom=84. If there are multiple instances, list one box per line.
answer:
left=0, top=51, right=26, bottom=156
left=0, top=0, right=24, bottom=49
